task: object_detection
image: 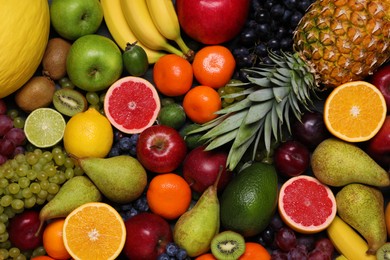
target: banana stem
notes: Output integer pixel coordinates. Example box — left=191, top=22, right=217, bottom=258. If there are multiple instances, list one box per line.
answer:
left=175, top=37, right=194, bottom=61
left=162, top=43, right=185, bottom=58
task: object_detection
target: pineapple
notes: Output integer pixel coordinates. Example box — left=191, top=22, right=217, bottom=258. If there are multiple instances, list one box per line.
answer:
left=189, top=0, right=390, bottom=171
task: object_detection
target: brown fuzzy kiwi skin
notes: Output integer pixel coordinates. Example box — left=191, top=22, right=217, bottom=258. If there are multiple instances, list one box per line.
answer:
left=42, top=37, right=72, bottom=81
left=15, top=76, right=56, bottom=113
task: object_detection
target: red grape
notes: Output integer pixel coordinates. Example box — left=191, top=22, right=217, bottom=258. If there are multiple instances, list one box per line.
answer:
left=0, top=114, right=13, bottom=136
left=4, top=127, right=26, bottom=146
left=308, top=249, right=331, bottom=260
left=0, top=138, right=16, bottom=157
left=275, top=227, right=297, bottom=252
left=0, top=99, right=6, bottom=115
left=288, top=244, right=308, bottom=259
left=314, top=237, right=334, bottom=257
left=0, top=154, right=7, bottom=165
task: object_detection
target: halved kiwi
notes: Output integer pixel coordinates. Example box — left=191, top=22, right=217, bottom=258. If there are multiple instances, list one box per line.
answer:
left=376, top=242, right=390, bottom=260
left=52, top=88, right=87, bottom=117
left=211, top=230, right=246, bottom=260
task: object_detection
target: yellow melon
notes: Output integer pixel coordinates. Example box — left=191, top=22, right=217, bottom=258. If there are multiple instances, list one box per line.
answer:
left=0, top=0, right=50, bottom=98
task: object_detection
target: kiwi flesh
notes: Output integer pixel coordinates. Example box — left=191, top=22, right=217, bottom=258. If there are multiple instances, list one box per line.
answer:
left=15, top=76, right=56, bottom=113
left=211, top=230, right=246, bottom=260
left=376, top=242, right=390, bottom=260
left=42, top=37, right=72, bottom=80
left=52, top=88, right=88, bottom=117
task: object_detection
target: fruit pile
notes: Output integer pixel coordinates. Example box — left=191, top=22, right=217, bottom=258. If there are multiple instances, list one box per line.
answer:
left=0, top=0, right=390, bottom=259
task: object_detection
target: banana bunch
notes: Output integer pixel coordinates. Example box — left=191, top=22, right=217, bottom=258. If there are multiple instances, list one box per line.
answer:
left=101, top=0, right=193, bottom=65
left=327, top=216, right=377, bottom=260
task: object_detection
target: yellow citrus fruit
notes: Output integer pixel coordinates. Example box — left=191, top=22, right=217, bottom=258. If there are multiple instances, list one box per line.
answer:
left=63, top=108, right=113, bottom=158
left=324, top=81, right=387, bottom=142
left=63, top=202, right=126, bottom=260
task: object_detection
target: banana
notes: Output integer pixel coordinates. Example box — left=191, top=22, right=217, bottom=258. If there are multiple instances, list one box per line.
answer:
left=326, top=216, right=376, bottom=260
left=146, top=0, right=194, bottom=60
left=120, top=0, right=185, bottom=57
left=100, top=0, right=165, bottom=64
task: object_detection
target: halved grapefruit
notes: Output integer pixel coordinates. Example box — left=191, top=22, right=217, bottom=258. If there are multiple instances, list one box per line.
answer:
left=104, top=76, right=160, bottom=134
left=278, top=175, right=337, bottom=234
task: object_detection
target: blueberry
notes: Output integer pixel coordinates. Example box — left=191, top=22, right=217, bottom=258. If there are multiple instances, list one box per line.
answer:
left=290, top=11, right=303, bottom=28
left=114, top=130, right=124, bottom=142
left=108, top=146, right=121, bottom=157
left=134, top=196, right=149, bottom=212
left=166, top=242, right=179, bottom=256
left=120, top=203, right=133, bottom=211
left=176, top=248, right=188, bottom=260
left=270, top=4, right=285, bottom=18
left=129, top=146, right=137, bottom=156
left=119, top=137, right=132, bottom=151
left=157, top=253, right=170, bottom=260
left=130, top=134, right=139, bottom=145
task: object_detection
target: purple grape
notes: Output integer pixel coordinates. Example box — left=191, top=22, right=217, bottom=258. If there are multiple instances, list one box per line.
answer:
left=297, top=235, right=315, bottom=252
left=271, top=250, right=288, bottom=260
left=275, top=227, right=297, bottom=252
left=308, top=249, right=331, bottom=260
left=314, top=237, right=334, bottom=258
left=4, top=128, right=26, bottom=146
left=0, top=154, right=7, bottom=165
left=0, top=138, right=16, bottom=157
left=13, top=146, right=25, bottom=157
left=0, top=99, right=6, bottom=115
left=0, top=115, right=13, bottom=136
left=288, top=244, right=309, bottom=260
left=270, top=213, right=284, bottom=231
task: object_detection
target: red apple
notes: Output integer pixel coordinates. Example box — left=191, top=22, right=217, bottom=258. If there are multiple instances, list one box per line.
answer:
left=366, top=115, right=390, bottom=168
left=370, top=63, right=390, bottom=111
left=175, top=0, right=250, bottom=45
left=8, top=210, right=44, bottom=251
left=183, top=145, right=232, bottom=194
left=136, top=125, right=187, bottom=174
left=123, top=212, right=173, bottom=259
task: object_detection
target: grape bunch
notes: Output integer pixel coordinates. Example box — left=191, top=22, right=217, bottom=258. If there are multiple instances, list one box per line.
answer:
left=232, top=0, right=315, bottom=77
left=0, top=100, right=26, bottom=165
left=0, top=147, right=84, bottom=258
left=108, top=130, right=139, bottom=157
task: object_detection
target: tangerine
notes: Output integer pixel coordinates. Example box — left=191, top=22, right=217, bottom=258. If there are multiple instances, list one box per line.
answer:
left=195, top=253, right=217, bottom=260
left=239, top=242, right=271, bottom=260
left=192, top=45, right=236, bottom=89
left=153, top=54, right=193, bottom=97
left=31, top=256, right=56, bottom=260
left=147, top=173, right=192, bottom=220
left=183, top=85, right=222, bottom=124
left=42, top=218, right=71, bottom=260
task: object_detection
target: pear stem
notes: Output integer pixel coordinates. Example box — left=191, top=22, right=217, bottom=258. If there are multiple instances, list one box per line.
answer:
left=213, top=165, right=224, bottom=190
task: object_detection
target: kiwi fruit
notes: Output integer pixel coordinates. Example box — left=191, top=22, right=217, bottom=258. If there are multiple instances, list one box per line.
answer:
left=52, top=88, right=88, bottom=117
left=376, top=242, right=390, bottom=260
left=42, top=37, right=72, bottom=80
left=15, top=76, right=56, bottom=113
left=211, top=230, right=246, bottom=260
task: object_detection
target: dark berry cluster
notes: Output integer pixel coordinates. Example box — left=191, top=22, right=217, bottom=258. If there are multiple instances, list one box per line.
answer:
left=117, top=194, right=149, bottom=221
left=108, top=130, right=139, bottom=157
left=157, top=242, right=190, bottom=260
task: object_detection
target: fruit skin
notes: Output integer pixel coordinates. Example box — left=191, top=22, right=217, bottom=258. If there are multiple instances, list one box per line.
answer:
left=370, top=63, right=390, bottom=110
left=0, top=0, right=50, bottom=98
left=100, top=0, right=165, bottom=64
left=66, top=34, right=123, bottom=92
left=8, top=210, right=43, bottom=251
left=273, top=140, right=310, bottom=177
left=120, top=0, right=184, bottom=56
left=182, top=145, right=232, bottom=194
left=50, top=0, right=103, bottom=41
left=122, top=42, right=149, bottom=77
left=326, top=216, right=376, bottom=260
left=175, top=0, right=250, bottom=44
left=136, top=125, right=187, bottom=174
left=123, top=212, right=173, bottom=260
left=145, top=0, right=194, bottom=59
left=220, top=162, right=278, bottom=237
left=366, top=115, right=390, bottom=168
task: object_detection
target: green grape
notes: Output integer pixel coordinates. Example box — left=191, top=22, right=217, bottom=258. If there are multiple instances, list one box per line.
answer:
left=13, top=190, right=23, bottom=200
left=31, top=246, right=46, bottom=258
left=47, top=183, right=59, bottom=195
left=4, top=207, right=15, bottom=219
left=7, top=109, right=19, bottom=119
left=15, top=253, right=27, bottom=260
left=8, top=247, right=20, bottom=258
left=7, top=183, right=20, bottom=195
left=86, top=92, right=100, bottom=105
left=33, top=149, right=42, bottom=157
left=48, top=175, right=59, bottom=184
left=0, top=188, right=4, bottom=196
left=0, top=214, right=8, bottom=223
left=64, top=158, right=75, bottom=169
left=3, top=169, right=15, bottom=180
left=24, top=196, right=36, bottom=208
left=0, top=240, right=11, bottom=249
left=0, top=206, right=4, bottom=215
left=58, top=77, right=75, bottom=89
left=42, top=151, right=53, bottom=161
left=11, top=199, right=24, bottom=211
left=14, top=154, right=25, bottom=164
left=37, top=157, right=48, bottom=166
left=36, top=171, right=47, bottom=181
left=37, top=190, right=48, bottom=200
left=29, top=183, right=41, bottom=194
left=13, top=116, right=25, bottom=129
left=26, top=170, right=37, bottom=181
left=36, top=197, right=46, bottom=205
left=46, top=194, right=55, bottom=202
left=57, top=173, right=67, bottom=184
left=0, top=248, right=9, bottom=259
left=64, top=168, right=74, bottom=179
left=18, top=177, right=30, bottom=189
left=16, top=164, right=28, bottom=177
left=21, top=188, right=32, bottom=199
left=32, top=163, right=43, bottom=172
left=0, top=179, right=9, bottom=189
left=74, top=166, right=84, bottom=176
left=0, top=223, right=6, bottom=234
left=0, top=196, right=12, bottom=207
left=26, top=153, right=39, bottom=166
left=51, top=146, right=63, bottom=156
left=44, top=165, right=56, bottom=177
left=40, top=180, right=49, bottom=191
left=53, top=153, right=66, bottom=166
left=0, top=232, right=8, bottom=243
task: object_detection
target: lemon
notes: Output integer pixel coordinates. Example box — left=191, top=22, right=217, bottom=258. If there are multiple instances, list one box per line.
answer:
left=24, top=108, right=66, bottom=148
left=63, top=108, right=113, bottom=158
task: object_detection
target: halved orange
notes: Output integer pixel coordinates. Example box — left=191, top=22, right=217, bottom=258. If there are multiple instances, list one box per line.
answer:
left=323, top=81, right=387, bottom=142
left=63, top=202, right=126, bottom=260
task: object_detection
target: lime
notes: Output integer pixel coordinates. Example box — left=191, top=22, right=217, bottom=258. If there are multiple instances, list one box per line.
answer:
left=157, top=103, right=186, bottom=129
left=122, top=42, right=149, bottom=77
left=180, top=123, right=206, bottom=150
left=24, top=108, right=66, bottom=148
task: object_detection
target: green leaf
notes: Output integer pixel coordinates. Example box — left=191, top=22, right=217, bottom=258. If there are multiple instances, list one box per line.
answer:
left=216, top=98, right=252, bottom=115
left=222, top=87, right=257, bottom=99
left=232, top=119, right=261, bottom=148
left=187, top=114, right=230, bottom=134
left=227, top=134, right=257, bottom=171
left=263, top=113, right=272, bottom=152
left=201, top=110, right=247, bottom=139
left=272, top=86, right=290, bottom=102
left=245, top=100, right=273, bottom=124
left=204, top=129, right=238, bottom=150
left=248, top=88, right=274, bottom=102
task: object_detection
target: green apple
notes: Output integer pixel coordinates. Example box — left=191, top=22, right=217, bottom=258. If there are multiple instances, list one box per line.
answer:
left=50, top=0, right=103, bottom=40
left=66, top=34, right=123, bottom=92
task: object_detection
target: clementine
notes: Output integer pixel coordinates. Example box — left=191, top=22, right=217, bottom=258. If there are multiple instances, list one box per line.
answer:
left=42, top=218, right=71, bottom=260
left=239, top=242, right=271, bottom=260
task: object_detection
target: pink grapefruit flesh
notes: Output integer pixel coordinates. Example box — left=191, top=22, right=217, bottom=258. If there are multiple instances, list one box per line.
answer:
left=104, top=76, right=160, bottom=134
left=278, top=175, right=336, bottom=234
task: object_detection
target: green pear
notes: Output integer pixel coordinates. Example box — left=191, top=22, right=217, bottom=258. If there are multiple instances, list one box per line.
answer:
left=336, top=183, right=387, bottom=254
left=77, top=155, right=147, bottom=203
left=37, top=175, right=102, bottom=235
left=173, top=173, right=220, bottom=257
left=311, top=138, right=389, bottom=187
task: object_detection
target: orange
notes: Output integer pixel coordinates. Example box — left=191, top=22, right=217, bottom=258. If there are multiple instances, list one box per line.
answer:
left=183, top=85, right=222, bottom=124
left=153, top=54, right=193, bottom=97
left=147, top=173, right=192, bottom=220
left=192, top=45, right=236, bottom=89
left=31, top=256, right=56, bottom=260
left=195, top=253, right=217, bottom=260
left=324, top=81, right=387, bottom=142
left=239, top=242, right=271, bottom=260
left=63, top=202, right=126, bottom=260
left=43, top=218, right=71, bottom=260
